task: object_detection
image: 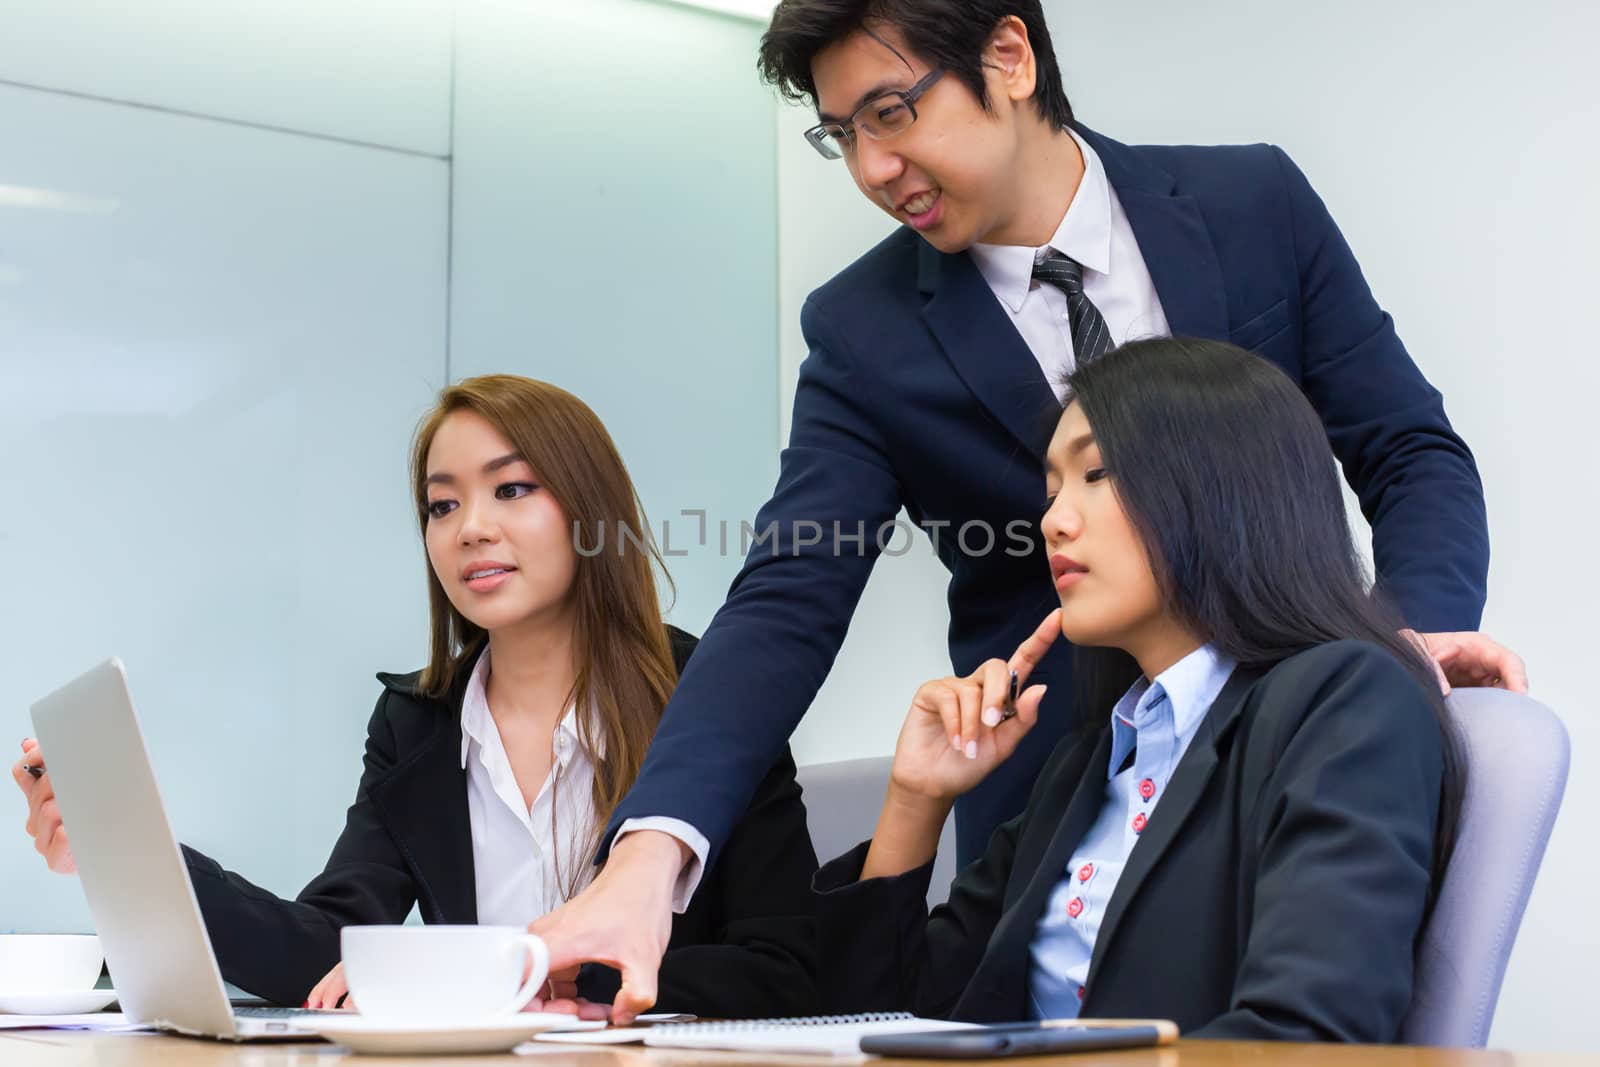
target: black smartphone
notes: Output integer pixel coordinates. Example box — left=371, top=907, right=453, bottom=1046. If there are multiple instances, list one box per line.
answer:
left=859, top=1023, right=1165, bottom=1059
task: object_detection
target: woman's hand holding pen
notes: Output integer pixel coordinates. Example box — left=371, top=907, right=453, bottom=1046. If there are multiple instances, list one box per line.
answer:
left=11, top=738, right=77, bottom=874
left=862, top=610, right=1060, bottom=881
left=889, top=608, right=1060, bottom=803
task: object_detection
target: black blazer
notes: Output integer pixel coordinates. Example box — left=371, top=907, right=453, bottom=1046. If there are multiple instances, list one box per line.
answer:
left=815, top=641, right=1445, bottom=1043
left=183, top=626, right=820, bottom=1015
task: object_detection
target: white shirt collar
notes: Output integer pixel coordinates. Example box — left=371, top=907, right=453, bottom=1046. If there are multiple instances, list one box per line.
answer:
left=458, top=647, right=600, bottom=770
left=969, top=127, right=1114, bottom=314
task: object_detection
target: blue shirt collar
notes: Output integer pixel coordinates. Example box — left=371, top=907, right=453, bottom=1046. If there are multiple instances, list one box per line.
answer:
left=1107, top=644, right=1238, bottom=780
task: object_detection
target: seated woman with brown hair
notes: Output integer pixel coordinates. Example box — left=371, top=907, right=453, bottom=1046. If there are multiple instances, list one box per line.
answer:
left=16, top=374, right=818, bottom=1019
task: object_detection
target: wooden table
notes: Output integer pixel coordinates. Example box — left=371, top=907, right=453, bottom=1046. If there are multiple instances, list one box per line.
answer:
left=0, top=1031, right=1590, bottom=1067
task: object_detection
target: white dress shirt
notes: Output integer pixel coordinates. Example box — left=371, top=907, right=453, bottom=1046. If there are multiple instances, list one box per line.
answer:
left=1026, top=644, right=1237, bottom=1018
left=969, top=128, right=1171, bottom=403
left=459, top=648, right=709, bottom=925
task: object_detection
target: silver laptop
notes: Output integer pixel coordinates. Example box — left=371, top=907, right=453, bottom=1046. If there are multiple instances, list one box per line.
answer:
left=30, top=658, right=324, bottom=1040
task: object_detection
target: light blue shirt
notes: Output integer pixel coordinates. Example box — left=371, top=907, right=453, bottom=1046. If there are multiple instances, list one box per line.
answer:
left=1026, top=644, right=1238, bottom=1019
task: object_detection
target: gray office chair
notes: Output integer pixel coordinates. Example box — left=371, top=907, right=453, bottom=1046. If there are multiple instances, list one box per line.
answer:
left=1400, top=687, right=1569, bottom=1047
left=797, top=756, right=957, bottom=907
left=798, top=690, right=1569, bottom=1049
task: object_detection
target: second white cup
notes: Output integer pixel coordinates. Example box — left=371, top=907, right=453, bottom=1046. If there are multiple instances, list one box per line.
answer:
left=0, top=934, right=104, bottom=993
left=340, top=925, right=549, bottom=1022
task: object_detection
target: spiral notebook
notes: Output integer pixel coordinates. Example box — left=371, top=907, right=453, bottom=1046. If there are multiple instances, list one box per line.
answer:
left=638, top=1012, right=973, bottom=1056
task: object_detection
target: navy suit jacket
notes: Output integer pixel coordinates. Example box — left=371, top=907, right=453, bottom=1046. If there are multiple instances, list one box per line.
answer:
left=609, top=126, right=1487, bottom=865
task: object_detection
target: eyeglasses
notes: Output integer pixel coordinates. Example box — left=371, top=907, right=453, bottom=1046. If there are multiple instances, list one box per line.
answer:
left=803, top=69, right=946, bottom=161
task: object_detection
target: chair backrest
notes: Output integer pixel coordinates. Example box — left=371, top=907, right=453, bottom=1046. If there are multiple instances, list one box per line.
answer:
left=1400, top=688, right=1569, bottom=1047
left=797, top=756, right=957, bottom=907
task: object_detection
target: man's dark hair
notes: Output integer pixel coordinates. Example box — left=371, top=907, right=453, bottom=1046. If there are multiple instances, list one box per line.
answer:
left=757, top=0, right=1074, bottom=130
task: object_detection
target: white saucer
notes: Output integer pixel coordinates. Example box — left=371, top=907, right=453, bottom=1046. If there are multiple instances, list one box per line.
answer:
left=309, top=1013, right=606, bottom=1055
left=0, top=990, right=118, bottom=1015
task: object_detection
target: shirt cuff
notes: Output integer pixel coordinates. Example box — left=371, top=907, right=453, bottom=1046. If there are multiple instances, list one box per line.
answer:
left=613, top=817, right=710, bottom=913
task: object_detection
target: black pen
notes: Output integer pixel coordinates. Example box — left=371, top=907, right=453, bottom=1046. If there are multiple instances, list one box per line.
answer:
left=992, top=671, right=1017, bottom=723
left=25, top=761, right=43, bottom=779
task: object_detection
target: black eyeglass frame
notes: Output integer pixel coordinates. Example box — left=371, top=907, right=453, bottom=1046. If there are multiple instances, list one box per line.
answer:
left=803, top=69, right=946, bottom=160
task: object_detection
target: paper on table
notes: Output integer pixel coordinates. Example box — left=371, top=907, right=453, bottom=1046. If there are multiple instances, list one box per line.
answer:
left=527, top=1013, right=697, bottom=1048
left=529, top=1028, right=648, bottom=1046
left=0, top=1012, right=147, bottom=1031
left=638, top=1014, right=973, bottom=1056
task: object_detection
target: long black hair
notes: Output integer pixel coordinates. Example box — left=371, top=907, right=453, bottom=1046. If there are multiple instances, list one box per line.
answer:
left=1064, top=336, right=1463, bottom=891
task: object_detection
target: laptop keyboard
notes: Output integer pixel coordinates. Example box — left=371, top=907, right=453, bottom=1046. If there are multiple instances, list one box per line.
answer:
left=235, top=1005, right=324, bottom=1018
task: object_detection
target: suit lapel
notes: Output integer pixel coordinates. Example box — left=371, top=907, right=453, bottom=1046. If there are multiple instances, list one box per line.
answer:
left=1004, top=726, right=1115, bottom=914
left=1075, top=127, right=1230, bottom=342
left=919, top=242, right=1062, bottom=460
left=368, top=698, right=479, bottom=925
left=1083, top=666, right=1261, bottom=990
left=961, top=726, right=1113, bottom=1014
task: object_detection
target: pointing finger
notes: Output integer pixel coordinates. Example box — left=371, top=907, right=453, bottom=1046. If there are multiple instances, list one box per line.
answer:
left=1009, top=609, right=1063, bottom=688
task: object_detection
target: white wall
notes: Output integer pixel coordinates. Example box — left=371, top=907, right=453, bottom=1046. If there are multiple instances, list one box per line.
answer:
left=0, top=39, right=449, bottom=929
left=0, top=0, right=781, bottom=939
left=450, top=0, right=780, bottom=635
left=776, top=0, right=1597, bottom=1051
left=0, top=0, right=453, bottom=154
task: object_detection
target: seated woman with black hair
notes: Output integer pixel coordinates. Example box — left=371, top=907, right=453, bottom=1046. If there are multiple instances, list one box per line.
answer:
left=818, top=337, right=1476, bottom=1042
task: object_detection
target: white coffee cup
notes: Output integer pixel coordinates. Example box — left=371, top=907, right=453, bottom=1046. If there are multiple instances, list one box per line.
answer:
left=0, top=934, right=104, bottom=993
left=340, top=925, right=549, bottom=1022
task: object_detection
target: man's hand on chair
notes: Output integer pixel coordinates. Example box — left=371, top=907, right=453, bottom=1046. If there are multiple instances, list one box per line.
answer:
left=1405, top=630, right=1529, bottom=695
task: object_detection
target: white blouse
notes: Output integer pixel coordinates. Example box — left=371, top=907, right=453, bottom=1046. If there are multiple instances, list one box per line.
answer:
left=458, top=648, right=600, bottom=926
left=457, top=647, right=711, bottom=926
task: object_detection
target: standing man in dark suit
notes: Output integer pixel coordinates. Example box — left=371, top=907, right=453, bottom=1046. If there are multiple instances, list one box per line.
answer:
left=534, top=0, right=1527, bottom=1021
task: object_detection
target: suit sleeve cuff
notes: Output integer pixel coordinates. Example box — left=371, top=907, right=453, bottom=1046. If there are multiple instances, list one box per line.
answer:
left=815, top=840, right=937, bottom=900
left=613, top=817, right=710, bottom=914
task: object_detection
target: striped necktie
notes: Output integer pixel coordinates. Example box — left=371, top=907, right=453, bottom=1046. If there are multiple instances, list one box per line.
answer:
left=1033, top=249, right=1114, bottom=368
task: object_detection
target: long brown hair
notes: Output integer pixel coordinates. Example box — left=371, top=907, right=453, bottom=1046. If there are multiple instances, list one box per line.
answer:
left=409, top=375, right=679, bottom=846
